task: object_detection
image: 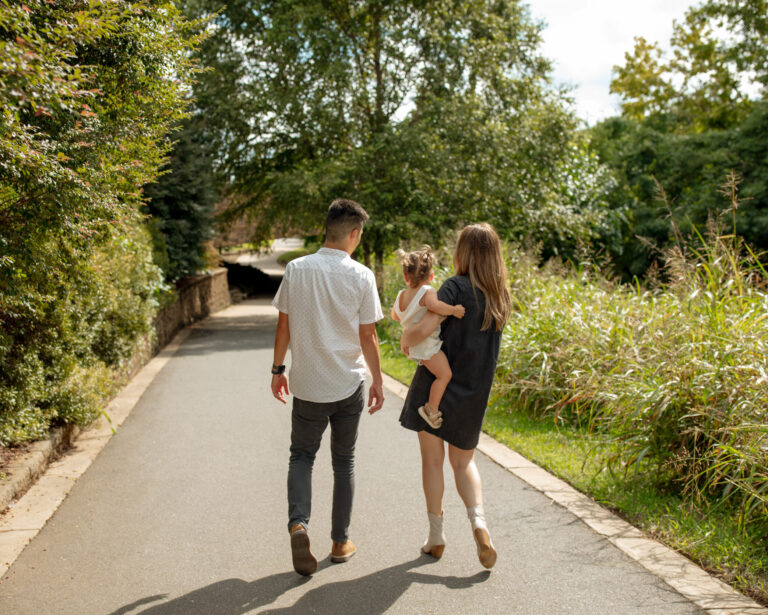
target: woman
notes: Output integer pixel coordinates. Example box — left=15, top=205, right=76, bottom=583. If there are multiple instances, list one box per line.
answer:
left=399, top=223, right=511, bottom=569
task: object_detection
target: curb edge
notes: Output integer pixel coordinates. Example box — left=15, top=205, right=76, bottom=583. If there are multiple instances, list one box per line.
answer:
left=380, top=372, right=767, bottom=615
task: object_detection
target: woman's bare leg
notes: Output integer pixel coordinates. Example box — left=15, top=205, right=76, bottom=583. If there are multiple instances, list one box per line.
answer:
left=418, top=430, right=445, bottom=514
left=448, top=444, right=496, bottom=568
left=418, top=431, right=447, bottom=556
left=421, top=350, right=452, bottom=411
left=448, top=445, right=482, bottom=507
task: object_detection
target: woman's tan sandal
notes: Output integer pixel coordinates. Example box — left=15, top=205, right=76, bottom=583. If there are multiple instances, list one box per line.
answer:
left=423, top=543, right=445, bottom=558
left=418, top=403, right=443, bottom=429
left=473, top=528, right=497, bottom=569
left=421, top=511, right=445, bottom=559
left=422, top=511, right=446, bottom=558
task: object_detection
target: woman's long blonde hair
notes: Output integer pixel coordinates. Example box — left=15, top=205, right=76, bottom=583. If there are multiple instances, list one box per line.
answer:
left=454, top=223, right=511, bottom=332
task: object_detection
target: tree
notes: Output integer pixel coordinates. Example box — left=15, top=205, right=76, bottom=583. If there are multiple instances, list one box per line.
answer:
left=143, top=118, right=218, bottom=282
left=611, top=0, right=767, bottom=132
left=0, top=1, right=202, bottom=443
left=593, top=1, right=768, bottom=279
left=186, top=0, right=615, bottom=272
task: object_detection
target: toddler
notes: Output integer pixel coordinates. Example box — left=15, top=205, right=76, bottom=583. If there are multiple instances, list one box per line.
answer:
left=391, top=246, right=465, bottom=429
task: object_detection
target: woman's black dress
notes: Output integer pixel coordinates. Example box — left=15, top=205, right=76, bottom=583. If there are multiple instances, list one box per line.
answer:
left=399, top=275, right=502, bottom=450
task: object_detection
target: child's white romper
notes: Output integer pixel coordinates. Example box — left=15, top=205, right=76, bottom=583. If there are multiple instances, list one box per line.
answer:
left=394, top=285, right=444, bottom=362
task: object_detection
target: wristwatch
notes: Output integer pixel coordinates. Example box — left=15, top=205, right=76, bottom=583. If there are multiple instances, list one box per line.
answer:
left=271, top=363, right=286, bottom=375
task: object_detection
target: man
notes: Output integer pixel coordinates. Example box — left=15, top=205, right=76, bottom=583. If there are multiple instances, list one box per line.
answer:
left=270, top=198, right=385, bottom=576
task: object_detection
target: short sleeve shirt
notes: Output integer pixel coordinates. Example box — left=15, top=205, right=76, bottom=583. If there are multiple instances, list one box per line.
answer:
left=272, top=247, right=383, bottom=403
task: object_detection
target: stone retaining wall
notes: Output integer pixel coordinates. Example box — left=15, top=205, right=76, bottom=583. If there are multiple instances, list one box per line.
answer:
left=0, top=268, right=231, bottom=513
left=155, top=267, right=230, bottom=349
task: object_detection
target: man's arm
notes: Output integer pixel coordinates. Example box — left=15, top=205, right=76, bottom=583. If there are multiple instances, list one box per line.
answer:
left=423, top=288, right=465, bottom=319
left=359, top=322, right=384, bottom=414
left=271, top=311, right=290, bottom=404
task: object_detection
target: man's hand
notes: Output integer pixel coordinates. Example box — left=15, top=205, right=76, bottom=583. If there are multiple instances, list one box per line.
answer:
left=358, top=322, right=385, bottom=414
left=272, top=311, right=291, bottom=404
left=368, top=381, right=384, bottom=414
left=271, top=373, right=290, bottom=404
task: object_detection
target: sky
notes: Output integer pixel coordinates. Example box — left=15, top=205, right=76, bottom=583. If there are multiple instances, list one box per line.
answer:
left=527, top=0, right=696, bottom=124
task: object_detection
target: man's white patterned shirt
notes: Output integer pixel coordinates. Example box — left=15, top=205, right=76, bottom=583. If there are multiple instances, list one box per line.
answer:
left=272, top=247, right=383, bottom=403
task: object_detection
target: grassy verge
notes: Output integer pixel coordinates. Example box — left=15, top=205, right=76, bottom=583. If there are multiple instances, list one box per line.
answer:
left=485, top=402, right=768, bottom=604
left=379, top=338, right=416, bottom=386
left=221, top=242, right=264, bottom=253
left=380, top=345, right=768, bottom=604
left=277, top=248, right=314, bottom=266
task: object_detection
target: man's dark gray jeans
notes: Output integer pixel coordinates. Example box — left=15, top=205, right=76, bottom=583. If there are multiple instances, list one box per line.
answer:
left=288, top=383, right=364, bottom=543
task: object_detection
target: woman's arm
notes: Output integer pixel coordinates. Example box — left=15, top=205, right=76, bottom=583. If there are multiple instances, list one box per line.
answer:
left=401, top=310, right=443, bottom=349
left=423, top=288, right=465, bottom=319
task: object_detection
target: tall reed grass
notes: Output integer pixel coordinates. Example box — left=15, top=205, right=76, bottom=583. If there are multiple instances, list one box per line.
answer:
left=378, top=202, right=767, bottom=532
left=496, top=224, right=768, bottom=530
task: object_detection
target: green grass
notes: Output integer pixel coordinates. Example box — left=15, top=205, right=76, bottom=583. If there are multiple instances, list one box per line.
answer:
left=485, top=402, right=768, bottom=605
left=221, top=242, right=264, bottom=253
left=380, top=338, right=768, bottom=604
left=379, top=338, right=416, bottom=385
left=277, top=248, right=314, bottom=265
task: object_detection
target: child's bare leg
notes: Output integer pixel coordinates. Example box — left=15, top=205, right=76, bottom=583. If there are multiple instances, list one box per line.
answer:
left=422, top=350, right=452, bottom=412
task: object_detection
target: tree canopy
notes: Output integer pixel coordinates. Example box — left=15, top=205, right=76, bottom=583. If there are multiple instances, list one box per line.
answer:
left=611, top=0, right=767, bottom=131
left=591, top=0, right=768, bottom=279
left=187, top=0, right=616, bottom=266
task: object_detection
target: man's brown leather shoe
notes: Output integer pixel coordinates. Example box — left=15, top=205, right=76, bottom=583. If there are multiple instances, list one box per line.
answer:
left=330, top=540, right=357, bottom=563
left=289, top=523, right=318, bottom=576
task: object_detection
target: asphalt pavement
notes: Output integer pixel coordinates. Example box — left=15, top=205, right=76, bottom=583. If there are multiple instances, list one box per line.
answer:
left=0, top=298, right=704, bottom=615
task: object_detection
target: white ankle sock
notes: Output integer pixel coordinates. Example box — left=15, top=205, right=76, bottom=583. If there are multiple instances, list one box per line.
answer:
left=467, top=505, right=487, bottom=531
left=424, top=511, right=446, bottom=548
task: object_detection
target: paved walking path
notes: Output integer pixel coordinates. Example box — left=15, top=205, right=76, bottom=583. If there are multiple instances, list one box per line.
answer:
left=0, top=298, right=725, bottom=614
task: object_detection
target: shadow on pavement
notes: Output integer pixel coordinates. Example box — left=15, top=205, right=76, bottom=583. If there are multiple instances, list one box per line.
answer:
left=108, top=556, right=489, bottom=615
left=174, top=319, right=275, bottom=358
left=107, top=572, right=307, bottom=615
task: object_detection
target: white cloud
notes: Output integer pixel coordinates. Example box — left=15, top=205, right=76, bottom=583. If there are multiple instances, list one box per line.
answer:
left=527, top=0, right=695, bottom=123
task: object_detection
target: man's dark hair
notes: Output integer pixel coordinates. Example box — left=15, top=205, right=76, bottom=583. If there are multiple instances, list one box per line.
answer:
left=325, top=198, right=369, bottom=243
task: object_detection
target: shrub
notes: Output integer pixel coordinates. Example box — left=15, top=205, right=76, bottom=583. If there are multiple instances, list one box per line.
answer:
left=0, top=2, right=202, bottom=445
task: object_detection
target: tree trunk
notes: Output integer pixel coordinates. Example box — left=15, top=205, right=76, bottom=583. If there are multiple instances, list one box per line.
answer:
left=374, top=248, right=384, bottom=294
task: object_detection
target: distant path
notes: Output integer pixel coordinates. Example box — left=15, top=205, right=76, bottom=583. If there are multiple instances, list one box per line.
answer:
left=222, top=238, right=304, bottom=277
left=0, top=299, right=705, bottom=614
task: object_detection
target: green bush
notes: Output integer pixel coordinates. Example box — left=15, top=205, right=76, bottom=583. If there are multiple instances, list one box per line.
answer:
left=0, top=2, right=202, bottom=446
left=277, top=248, right=313, bottom=266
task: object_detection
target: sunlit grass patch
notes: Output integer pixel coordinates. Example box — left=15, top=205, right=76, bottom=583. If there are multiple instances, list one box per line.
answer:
left=485, top=401, right=768, bottom=604
left=277, top=248, right=315, bottom=265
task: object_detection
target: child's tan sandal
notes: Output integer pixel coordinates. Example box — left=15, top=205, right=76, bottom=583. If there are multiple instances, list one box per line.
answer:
left=418, top=403, right=442, bottom=429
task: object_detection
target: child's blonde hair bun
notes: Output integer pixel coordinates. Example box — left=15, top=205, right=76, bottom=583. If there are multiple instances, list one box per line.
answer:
left=398, top=245, right=434, bottom=286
